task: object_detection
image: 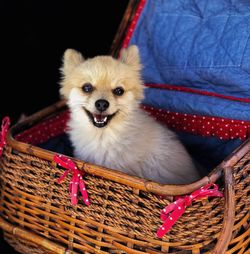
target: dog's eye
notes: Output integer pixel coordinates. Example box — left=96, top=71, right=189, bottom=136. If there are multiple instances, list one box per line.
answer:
left=113, top=87, right=124, bottom=96
left=82, top=83, right=94, bottom=93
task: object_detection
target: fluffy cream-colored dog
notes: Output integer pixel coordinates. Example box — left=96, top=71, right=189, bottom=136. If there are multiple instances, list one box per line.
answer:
left=60, top=45, right=200, bottom=184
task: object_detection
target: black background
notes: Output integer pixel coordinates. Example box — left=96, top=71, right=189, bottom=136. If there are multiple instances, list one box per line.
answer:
left=1, top=1, right=128, bottom=253
left=1, top=0, right=128, bottom=123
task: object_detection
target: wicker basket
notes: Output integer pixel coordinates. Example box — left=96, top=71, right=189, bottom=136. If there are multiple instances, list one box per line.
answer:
left=1, top=1, right=250, bottom=253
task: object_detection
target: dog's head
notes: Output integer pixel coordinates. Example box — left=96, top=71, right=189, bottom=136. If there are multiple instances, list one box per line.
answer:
left=60, top=45, right=144, bottom=128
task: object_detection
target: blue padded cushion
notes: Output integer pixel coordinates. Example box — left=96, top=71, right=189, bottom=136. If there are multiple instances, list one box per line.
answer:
left=130, top=0, right=250, bottom=100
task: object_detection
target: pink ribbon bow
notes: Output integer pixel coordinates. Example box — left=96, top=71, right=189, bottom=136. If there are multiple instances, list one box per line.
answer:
left=0, top=117, right=11, bottom=157
left=157, top=183, right=223, bottom=238
left=54, top=154, right=90, bottom=206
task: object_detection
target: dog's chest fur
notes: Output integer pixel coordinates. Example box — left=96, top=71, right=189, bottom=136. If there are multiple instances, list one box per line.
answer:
left=67, top=109, right=200, bottom=184
left=68, top=112, right=149, bottom=175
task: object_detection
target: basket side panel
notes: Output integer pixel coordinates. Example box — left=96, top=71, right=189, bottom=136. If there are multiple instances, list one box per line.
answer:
left=0, top=147, right=231, bottom=253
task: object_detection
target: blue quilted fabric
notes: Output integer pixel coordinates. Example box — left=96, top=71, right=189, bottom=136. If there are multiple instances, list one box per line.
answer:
left=129, top=0, right=250, bottom=171
left=130, top=0, right=250, bottom=116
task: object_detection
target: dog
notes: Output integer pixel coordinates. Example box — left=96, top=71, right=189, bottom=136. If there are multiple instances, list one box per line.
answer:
left=59, top=45, right=200, bottom=184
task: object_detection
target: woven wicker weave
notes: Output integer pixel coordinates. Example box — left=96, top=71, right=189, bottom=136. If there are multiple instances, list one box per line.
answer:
left=0, top=100, right=249, bottom=253
left=0, top=1, right=250, bottom=253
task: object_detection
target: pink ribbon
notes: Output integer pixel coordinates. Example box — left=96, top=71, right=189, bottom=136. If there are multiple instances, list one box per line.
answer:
left=54, top=154, right=90, bottom=206
left=0, top=117, right=11, bottom=157
left=157, top=183, right=223, bottom=238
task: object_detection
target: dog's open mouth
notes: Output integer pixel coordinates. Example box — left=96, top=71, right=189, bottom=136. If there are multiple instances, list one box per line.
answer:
left=84, top=108, right=116, bottom=128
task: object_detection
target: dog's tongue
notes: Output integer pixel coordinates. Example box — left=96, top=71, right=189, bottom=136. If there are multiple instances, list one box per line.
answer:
left=93, top=113, right=107, bottom=121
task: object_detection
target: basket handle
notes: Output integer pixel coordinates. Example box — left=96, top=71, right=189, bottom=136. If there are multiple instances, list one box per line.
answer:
left=212, top=165, right=235, bottom=253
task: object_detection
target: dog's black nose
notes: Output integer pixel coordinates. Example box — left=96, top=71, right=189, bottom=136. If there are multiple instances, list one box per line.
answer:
left=95, top=99, right=109, bottom=112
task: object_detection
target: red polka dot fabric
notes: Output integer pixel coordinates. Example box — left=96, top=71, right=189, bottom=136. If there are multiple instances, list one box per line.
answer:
left=142, top=105, right=250, bottom=141
left=16, top=110, right=69, bottom=145
left=122, top=0, right=146, bottom=49
left=15, top=107, right=249, bottom=146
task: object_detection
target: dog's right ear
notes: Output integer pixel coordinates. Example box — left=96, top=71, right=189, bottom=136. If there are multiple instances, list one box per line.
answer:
left=61, top=49, right=84, bottom=76
left=119, top=45, right=141, bottom=71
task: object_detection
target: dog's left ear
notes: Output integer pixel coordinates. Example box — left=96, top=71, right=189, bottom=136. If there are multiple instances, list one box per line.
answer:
left=61, top=48, right=84, bottom=76
left=120, top=45, right=141, bottom=71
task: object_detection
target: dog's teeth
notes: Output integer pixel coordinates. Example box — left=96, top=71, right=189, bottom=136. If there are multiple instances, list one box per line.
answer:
left=94, top=116, right=108, bottom=124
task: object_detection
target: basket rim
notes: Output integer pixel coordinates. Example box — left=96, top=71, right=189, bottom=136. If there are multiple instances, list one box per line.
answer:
left=5, top=99, right=250, bottom=196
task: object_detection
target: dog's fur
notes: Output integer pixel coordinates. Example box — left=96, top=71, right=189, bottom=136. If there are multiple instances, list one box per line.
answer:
left=60, top=45, right=200, bottom=184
